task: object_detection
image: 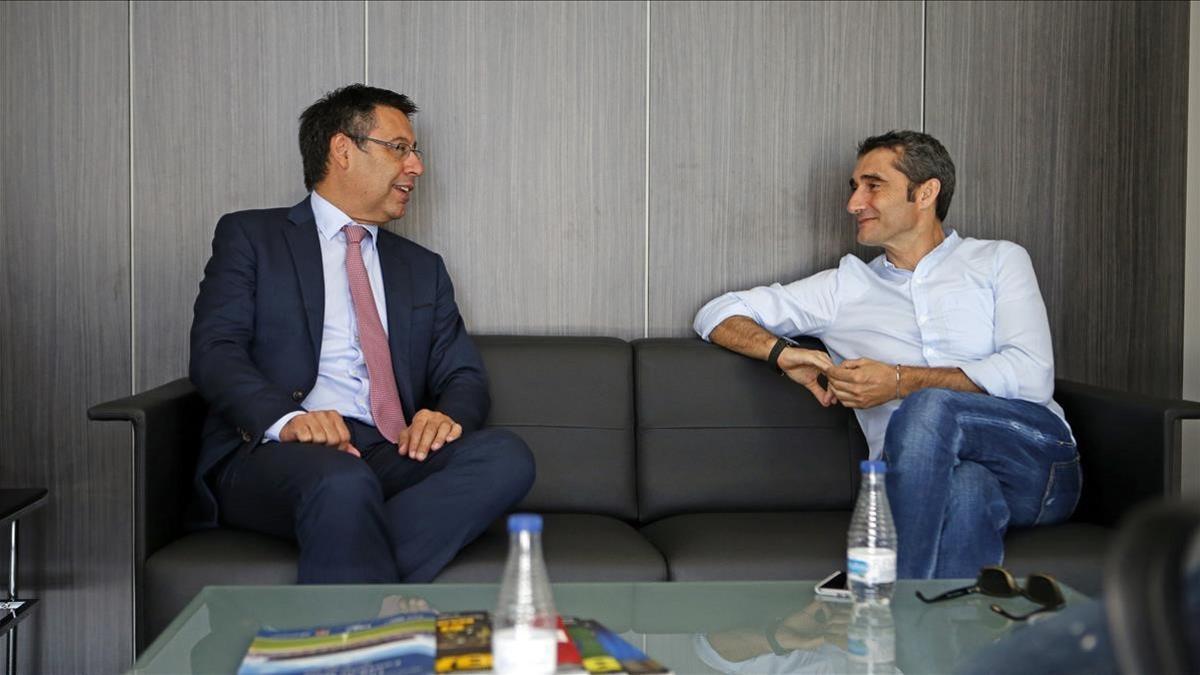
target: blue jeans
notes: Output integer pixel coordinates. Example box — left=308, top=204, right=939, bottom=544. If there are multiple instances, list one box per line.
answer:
left=883, top=389, right=1081, bottom=579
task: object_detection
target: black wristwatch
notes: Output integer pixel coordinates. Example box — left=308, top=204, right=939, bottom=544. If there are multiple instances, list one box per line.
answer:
left=768, top=337, right=797, bottom=375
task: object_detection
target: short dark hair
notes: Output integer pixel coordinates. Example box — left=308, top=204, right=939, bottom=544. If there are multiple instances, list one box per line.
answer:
left=298, top=84, right=418, bottom=190
left=856, top=130, right=956, bottom=222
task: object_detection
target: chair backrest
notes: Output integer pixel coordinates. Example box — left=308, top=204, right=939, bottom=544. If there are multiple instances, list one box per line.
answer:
left=1104, top=499, right=1200, bottom=675
left=632, top=337, right=867, bottom=523
left=477, top=335, right=638, bottom=521
left=1054, top=379, right=1182, bottom=527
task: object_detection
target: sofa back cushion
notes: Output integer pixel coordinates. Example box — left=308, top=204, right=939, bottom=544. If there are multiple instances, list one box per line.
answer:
left=477, top=336, right=637, bottom=520
left=633, top=338, right=866, bottom=523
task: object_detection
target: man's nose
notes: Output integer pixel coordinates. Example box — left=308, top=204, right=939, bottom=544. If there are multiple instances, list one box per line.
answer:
left=847, top=188, right=864, bottom=214
left=407, top=153, right=425, bottom=176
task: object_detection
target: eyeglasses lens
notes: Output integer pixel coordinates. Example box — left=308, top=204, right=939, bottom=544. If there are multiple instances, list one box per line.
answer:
left=978, top=568, right=1020, bottom=597
left=1024, top=575, right=1063, bottom=607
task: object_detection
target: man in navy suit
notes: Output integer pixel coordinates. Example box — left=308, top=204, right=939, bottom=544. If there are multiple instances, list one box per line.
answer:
left=189, top=84, right=535, bottom=584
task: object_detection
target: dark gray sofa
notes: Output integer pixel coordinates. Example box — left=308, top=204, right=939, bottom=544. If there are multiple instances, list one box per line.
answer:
left=89, top=336, right=1200, bottom=650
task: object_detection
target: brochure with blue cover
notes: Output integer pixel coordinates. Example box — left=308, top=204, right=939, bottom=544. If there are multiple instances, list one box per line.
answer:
left=237, top=610, right=437, bottom=675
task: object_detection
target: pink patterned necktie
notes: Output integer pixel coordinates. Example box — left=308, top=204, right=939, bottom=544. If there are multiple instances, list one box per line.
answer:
left=343, top=224, right=407, bottom=443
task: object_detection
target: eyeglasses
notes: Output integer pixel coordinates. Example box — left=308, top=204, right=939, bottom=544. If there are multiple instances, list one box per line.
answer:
left=350, top=135, right=424, bottom=162
left=915, top=566, right=1065, bottom=621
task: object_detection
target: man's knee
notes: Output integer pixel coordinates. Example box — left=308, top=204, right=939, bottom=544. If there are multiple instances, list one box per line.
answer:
left=894, top=387, right=962, bottom=420
left=458, top=428, right=536, bottom=501
left=886, top=388, right=976, bottom=460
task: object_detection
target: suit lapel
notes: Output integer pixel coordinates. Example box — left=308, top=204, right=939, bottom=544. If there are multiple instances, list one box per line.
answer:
left=375, top=231, right=415, bottom=416
left=284, top=197, right=325, bottom=360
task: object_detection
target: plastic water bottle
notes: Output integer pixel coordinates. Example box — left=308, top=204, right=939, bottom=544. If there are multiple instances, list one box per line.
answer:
left=847, top=460, right=897, bottom=603
left=493, top=513, right=558, bottom=675
left=847, top=601, right=896, bottom=674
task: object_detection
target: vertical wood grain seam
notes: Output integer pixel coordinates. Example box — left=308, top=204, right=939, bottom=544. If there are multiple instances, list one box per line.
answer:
left=643, top=0, right=651, bottom=338
left=129, top=0, right=136, bottom=396
left=127, top=0, right=138, bottom=663
left=1184, top=0, right=1200, bottom=494
left=920, top=0, right=926, bottom=131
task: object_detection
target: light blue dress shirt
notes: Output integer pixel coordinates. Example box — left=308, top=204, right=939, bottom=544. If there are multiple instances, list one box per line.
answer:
left=264, top=190, right=390, bottom=441
left=693, top=229, right=1069, bottom=459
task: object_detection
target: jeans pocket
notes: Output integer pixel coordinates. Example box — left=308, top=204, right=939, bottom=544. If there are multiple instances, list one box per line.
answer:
left=1034, top=455, right=1082, bottom=526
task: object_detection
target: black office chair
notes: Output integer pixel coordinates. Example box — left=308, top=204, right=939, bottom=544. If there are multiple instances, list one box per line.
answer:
left=1105, top=499, right=1200, bottom=675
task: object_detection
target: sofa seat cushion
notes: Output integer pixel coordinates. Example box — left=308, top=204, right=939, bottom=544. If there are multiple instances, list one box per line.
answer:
left=641, top=512, right=852, bottom=581
left=643, top=514, right=1112, bottom=593
left=436, top=514, right=667, bottom=582
left=1002, top=522, right=1113, bottom=596
left=145, top=529, right=298, bottom=641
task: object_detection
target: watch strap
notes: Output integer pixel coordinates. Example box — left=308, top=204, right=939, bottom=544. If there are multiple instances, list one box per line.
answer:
left=765, top=616, right=790, bottom=655
left=768, top=337, right=792, bottom=375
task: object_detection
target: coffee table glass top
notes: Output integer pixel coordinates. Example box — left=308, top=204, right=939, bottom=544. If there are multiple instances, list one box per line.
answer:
left=132, top=580, right=1087, bottom=674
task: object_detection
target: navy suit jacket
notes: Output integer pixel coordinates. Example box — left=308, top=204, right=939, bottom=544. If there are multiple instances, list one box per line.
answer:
left=188, top=196, right=490, bottom=527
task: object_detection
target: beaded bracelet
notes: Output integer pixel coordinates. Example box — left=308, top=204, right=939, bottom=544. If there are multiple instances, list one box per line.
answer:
left=894, top=364, right=903, bottom=400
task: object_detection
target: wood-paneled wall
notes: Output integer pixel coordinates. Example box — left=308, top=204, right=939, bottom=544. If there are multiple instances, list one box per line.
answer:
left=0, top=2, right=132, bottom=672
left=369, top=0, right=647, bottom=338
left=926, top=0, right=1189, bottom=396
left=133, top=0, right=364, bottom=391
left=647, top=0, right=923, bottom=336
left=0, top=1, right=1189, bottom=670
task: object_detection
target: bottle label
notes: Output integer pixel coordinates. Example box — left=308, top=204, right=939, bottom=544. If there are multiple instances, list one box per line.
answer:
left=493, top=627, right=557, bottom=675
left=847, top=548, right=896, bottom=584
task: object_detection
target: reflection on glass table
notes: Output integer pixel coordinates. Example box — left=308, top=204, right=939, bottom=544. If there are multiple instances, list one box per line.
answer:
left=130, top=579, right=1087, bottom=674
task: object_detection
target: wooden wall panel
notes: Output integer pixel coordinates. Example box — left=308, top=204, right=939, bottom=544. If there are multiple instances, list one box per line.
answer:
left=648, top=1, right=924, bottom=336
left=0, top=2, right=132, bottom=671
left=369, top=1, right=646, bottom=338
left=926, top=0, right=1189, bottom=397
left=132, top=0, right=365, bottom=390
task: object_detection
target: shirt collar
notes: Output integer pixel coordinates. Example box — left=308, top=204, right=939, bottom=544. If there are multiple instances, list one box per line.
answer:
left=310, top=190, right=379, bottom=242
left=876, top=227, right=962, bottom=275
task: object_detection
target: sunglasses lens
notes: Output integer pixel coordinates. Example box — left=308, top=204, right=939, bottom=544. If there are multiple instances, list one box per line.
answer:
left=979, top=568, right=1019, bottom=597
left=1026, top=575, right=1063, bottom=606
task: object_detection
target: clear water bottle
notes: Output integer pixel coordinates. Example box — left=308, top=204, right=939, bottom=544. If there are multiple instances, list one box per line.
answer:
left=847, top=460, right=897, bottom=603
left=493, top=513, right=558, bottom=675
left=847, top=601, right=896, bottom=674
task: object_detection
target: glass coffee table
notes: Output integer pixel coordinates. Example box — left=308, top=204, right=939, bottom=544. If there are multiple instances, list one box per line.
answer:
left=131, top=579, right=1087, bottom=674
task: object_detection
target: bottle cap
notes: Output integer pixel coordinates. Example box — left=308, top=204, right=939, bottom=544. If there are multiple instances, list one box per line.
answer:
left=860, top=460, right=887, bottom=474
left=507, top=513, right=543, bottom=533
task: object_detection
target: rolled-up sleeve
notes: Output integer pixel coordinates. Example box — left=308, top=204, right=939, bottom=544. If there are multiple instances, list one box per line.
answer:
left=693, top=268, right=840, bottom=341
left=959, top=244, right=1056, bottom=402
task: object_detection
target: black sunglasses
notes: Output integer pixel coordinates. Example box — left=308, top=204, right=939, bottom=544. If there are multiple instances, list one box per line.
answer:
left=915, top=566, right=1065, bottom=621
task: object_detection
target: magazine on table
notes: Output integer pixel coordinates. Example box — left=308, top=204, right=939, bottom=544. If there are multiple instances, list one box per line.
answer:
left=237, top=610, right=436, bottom=675
left=237, top=607, right=672, bottom=675
left=436, top=611, right=492, bottom=674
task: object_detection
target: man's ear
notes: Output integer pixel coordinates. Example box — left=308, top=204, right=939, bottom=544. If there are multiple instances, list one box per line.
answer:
left=917, top=178, right=941, bottom=211
left=329, top=132, right=354, bottom=172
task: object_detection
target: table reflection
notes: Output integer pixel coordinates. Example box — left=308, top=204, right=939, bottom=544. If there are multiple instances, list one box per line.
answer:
left=695, top=600, right=899, bottom=674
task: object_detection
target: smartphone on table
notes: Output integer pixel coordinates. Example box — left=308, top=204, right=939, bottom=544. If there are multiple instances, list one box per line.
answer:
left=814, top=570, right=852, bottom=601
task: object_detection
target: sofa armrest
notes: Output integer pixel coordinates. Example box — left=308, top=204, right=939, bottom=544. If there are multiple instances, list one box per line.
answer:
left=89, top=378, right=207, bottom=559
left=1054, top=378, right=1200, bottom=527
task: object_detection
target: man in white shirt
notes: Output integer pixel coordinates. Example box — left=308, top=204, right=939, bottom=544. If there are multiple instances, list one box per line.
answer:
left=693, top=131, right=1080, bottom=578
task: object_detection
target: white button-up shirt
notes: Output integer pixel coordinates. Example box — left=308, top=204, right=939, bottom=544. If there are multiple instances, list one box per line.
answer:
left=264, top=190, right=389, bottom=441
left=693, top=229, right=1069, bottom=459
